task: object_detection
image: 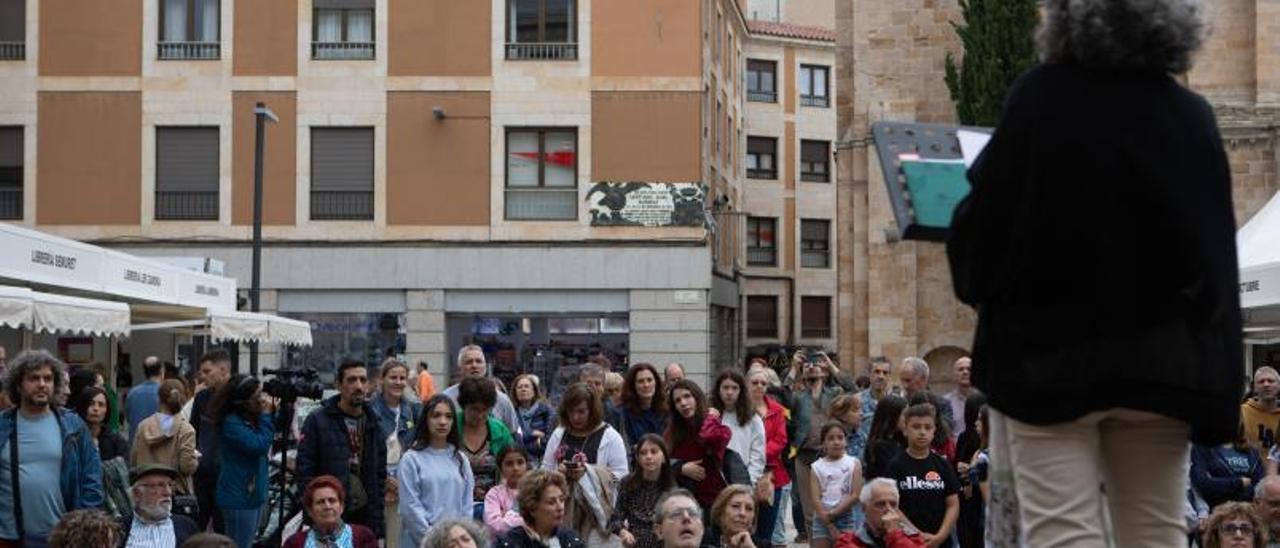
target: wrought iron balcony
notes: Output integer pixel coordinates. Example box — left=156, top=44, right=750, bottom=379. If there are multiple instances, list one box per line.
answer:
left=312, top=41, right=375, bottom=60
left=158, top=42, right=221, bottom=60
left=505, top=42, right=578, bottom=61
left=747, top=90, right=776, bottom=103
left=800, top=94, right=830, bottom=108
left=155, top=190, right=218, bottom=220
left=0, top=187, right=21, bottom=220
left=311, top=191, right=374, bottom=220
left=746, top=247, right=776, bottom=267
left=0, top=42, right=24, bottom=61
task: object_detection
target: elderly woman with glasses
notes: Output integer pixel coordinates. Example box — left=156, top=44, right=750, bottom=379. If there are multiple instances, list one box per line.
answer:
left=495, top=470, right=585, bottom=548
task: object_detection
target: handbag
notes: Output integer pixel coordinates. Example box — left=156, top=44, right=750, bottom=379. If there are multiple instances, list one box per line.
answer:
left=721, top=449, right=751, bottom=486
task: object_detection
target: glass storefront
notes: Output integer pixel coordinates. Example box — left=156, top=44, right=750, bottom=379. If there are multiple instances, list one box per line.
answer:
left=447, top=314, right=629, bottom=403
left=282, top=312, right=405, bottom=383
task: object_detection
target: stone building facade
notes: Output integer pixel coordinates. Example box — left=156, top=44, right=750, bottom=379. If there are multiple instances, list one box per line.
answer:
left=834, top=0, right=1280, bottom=388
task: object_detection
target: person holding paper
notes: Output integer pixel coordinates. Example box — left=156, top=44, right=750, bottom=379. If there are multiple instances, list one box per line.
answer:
left=946, top=0, right=1243, bottom=546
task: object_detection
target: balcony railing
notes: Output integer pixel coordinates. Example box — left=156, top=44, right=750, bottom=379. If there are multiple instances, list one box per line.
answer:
left=155, top=190, right=218, bottom=221
left=747, top=90, right=776, bottom=103
left=746, top=168, right=777, bottom=180
left=800, top=94, right=830, bottom=108
left=0, top=187, right=21, bottom=220
left=746, top=324, right=778, bottom=339
left=311, top=190, right=374, bottom=220
left=0, top=42, right=24, bottom=61
left=800, top=170, right=830, bottom=183
left=746, top=247, right=776, bottom=267
left=505, top=189, right=577, bottom=220
left=312, top=42, right=375, bottom=60
left=505, top=42, right=578, bottom=61
left=802, top=325, right=832, bottom=339
left=158, top=42, right=220, bottom=60
left=801, top=250, right=830, bottom=269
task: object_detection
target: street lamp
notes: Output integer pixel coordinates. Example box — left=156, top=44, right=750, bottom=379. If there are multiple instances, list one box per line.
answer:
left=250, top=102, right=278, bottom=377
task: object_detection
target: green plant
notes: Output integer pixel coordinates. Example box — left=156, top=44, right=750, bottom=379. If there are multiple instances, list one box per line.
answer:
left=943, top=0, right=1039, bottom=127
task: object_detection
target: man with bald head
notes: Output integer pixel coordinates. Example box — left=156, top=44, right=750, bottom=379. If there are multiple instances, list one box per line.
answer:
left=942, top=357, right=976, bottom=437
left=1255, top=476, right=1280, bottom=547
left=1243, top=367, right=1280, bottom=451
left=441, top=345, right=520, bottom=434
left=664, top=363, right=685, bottom=385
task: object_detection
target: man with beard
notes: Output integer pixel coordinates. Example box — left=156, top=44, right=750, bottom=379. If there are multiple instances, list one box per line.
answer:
left=0, top=350, right=103, bottom=546
left=119, top=464, right=197, bottom=547
left=654, top=489, right=705, bottom=548
left=297, top=359, right=387, bottom=538
left=1244, top=367, right=1280, bottom=451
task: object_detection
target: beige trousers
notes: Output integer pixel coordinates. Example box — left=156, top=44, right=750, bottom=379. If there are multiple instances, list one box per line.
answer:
left=794, top=456, right=815, bottom=536
left=385, top=500, right=401, bottom=548
left=1005, top=408, right=1190, bottom=548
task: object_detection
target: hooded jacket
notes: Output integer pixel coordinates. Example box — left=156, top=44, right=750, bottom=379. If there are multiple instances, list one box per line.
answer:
left=129, top=413, right=198, bottom=495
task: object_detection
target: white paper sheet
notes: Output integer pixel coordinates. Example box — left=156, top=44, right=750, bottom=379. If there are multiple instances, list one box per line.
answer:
left=958, top=130, right=993, bottom=168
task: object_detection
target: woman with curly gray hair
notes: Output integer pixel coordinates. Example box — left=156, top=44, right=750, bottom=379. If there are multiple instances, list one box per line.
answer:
left=419, top=519, right=488, bottom=548
left=948, top=0, right=1240, bottom=546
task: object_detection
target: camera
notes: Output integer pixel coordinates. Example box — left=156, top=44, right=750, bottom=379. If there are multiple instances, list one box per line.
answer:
left=262, top=367, right=325, bottom=401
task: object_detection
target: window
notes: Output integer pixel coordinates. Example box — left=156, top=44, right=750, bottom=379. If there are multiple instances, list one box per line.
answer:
left=159, top=0, right=219, bottom=59
left=801, top=296, right=832, bottom=339
left=746, top=137, right=776, bottom=180
left=0, top=0, right=24, bottom=60
left=746, top=217, right=776, bottom=266
left=505, top=128, right=577, bottom=220
left=801, top=219, right=830, bottom=268
left=747, top=59, right=776, bottom=102
left=155, top=127, right=219, bottom=220
left=0, top=127, right=21, bottom=220
left=800, top=140, right=830, bottom=182
left=506, top=0, right=577, bottom=60
left=746, top=296, right=778, bottom=338
left=313, top=0, right=375, bottom=60
left=311, top=127, right=374, bottom=220
left=799, top=65, right=830, bottom=107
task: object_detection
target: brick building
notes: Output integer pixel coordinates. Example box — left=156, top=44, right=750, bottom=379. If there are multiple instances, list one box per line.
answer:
left=0, top=0, right=769, bottom=390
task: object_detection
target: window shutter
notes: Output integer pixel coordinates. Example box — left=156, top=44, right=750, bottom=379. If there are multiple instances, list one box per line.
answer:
left=312, top=128, right=374, bottom=192
left=801, top=297, right=831, bottom=337
left=748, top=137, right=775, bottom=155
left=801, top=220, right=828, bottom=242
left=156, top=127, right=218, bottom=192
left=0, top=128, right=21, bottom=168
left=802, top=141, right=827, bottom=164
left=314, top=0, right=373, bottom=8
left=0, top=0, right=24, bottom=42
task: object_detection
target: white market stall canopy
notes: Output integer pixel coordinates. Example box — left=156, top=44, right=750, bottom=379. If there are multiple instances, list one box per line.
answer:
left=0, top=285, right=131, bottom=337
left=1238, top=190, right=1280, bottom=341
left=0, top=223, right=236, bottom=311
left=132, top=309, right=313, bottom=347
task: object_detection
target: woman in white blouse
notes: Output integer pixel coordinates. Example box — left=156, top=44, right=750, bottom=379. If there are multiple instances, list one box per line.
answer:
left=710, top=370, right=765, bottom=483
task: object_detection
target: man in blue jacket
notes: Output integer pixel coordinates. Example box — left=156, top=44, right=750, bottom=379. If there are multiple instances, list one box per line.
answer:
left=0, top=349, right=104, bottom=546
left=296, top=359, right=386, bottom=538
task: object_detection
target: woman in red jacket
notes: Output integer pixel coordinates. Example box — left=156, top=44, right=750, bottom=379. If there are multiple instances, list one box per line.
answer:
left=665, top=379, right=732, bottom=513
left=748, top=365, right=789, bottom=546
left=283, top=476, right=378, bottom=548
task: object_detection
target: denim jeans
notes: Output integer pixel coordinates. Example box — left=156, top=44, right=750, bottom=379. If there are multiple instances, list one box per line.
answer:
left=773, top=483, right=793, bottom=545
left=223, top=506, right=262, bottom=548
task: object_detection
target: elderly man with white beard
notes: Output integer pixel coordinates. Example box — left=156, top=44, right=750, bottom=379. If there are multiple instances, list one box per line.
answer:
left=119, top=464, right=198, bottom=547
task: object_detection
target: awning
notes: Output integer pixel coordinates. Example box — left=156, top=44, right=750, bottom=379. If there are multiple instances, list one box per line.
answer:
left=0, top=285, right=132, bottom=337
left=1239, top=190, right=1280, bottom=311
left=209, top=310, right=313, bottom=347
left=132, top=309, right=313, bottom=347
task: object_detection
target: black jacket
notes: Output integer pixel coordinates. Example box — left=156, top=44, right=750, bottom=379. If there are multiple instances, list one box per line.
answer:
left=496, top=526, right=585, bottom=548
left=118, top=514, right=198, bottom=547
left=296, top=396, right=387, bottom=536
left=947, top=62, right=1243, bottom=444
left=191, top=388, right=221, bottom=484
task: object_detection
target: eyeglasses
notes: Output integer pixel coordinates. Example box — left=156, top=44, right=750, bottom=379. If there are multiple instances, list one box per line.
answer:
left=663, top=507, right=701, bottom=521
left=1219, top=523, right=1255, bottom=537
left=137, top=482, right=174, bottom=492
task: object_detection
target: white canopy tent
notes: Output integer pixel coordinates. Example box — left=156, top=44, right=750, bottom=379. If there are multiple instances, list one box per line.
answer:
left=132, top=309, right=313, bottom=347
left=1238, top=190, right=1280, bottom=342
left=0, top=285, right=131, bottom=337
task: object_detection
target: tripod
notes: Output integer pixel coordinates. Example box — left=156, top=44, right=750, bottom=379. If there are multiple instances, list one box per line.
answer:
left=255, top=398, right=301, bottom=547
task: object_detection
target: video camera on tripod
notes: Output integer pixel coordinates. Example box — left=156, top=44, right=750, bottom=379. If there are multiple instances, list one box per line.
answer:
left=261, top=367, right=325, bottom=402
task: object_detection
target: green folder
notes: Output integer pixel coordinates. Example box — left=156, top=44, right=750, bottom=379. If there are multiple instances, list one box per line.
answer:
left=900, top=160, right=969, bottom=230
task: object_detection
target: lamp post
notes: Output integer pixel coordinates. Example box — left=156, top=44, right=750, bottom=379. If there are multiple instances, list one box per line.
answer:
left=250, top=102, right=278, bottom=377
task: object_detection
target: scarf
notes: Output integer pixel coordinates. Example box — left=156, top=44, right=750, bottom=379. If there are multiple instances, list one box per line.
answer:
left=304, top=522, right=353, bottom=548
